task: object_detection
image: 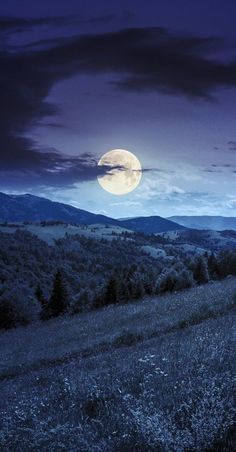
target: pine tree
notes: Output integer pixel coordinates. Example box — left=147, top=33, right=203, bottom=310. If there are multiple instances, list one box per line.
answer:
left=207, top=253, right=219, bottom=279
left=35, top=284, right=46, bottom=306
left=104, top=275, right=118, bottom=305
left=46, top=270, right=68, bottom=318
left=193, top=257, right=209, bottom=284
left=93, top=274, right=119, bottom=309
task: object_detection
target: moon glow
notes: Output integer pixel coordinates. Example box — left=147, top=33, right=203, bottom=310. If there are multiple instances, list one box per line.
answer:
left=97, top=149, right=142, bottom=195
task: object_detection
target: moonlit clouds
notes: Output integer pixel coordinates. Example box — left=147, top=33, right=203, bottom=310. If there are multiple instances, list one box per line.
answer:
left=0, top=4, right=236, bottom=216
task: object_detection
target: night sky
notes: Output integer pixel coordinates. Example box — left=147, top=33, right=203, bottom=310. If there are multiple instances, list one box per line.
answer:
left=1, top=0, right=236, bottom=218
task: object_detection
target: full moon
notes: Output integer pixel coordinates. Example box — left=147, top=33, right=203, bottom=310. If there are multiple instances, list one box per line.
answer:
left=97, top=149, right=142, bottom=195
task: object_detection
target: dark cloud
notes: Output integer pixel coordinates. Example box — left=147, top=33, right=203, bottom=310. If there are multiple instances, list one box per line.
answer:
left=0, top=11, right=134, bottom=41
left=202, top=163, right=236, bottom=173
left=202, top=169, right=222, bottom=173
left=211, top=163, right=233, bottom=168
left=213, top=142, right=236, bottom=153
left=29, top=27, right=235, bottom=100
left=0, top=15, right=72, bottom=34
left=228, top=140, right=236, bottom=150
left=43, top=122, right=66, bottom=129
left=138, top=168, right=175, bottom=174
left=0, top=149, right=127, bottom=190
left=1, top=20, right=236, bottom=189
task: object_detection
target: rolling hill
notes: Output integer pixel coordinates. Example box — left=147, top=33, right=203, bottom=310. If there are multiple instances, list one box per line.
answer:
left=121, top=215, right=186, bottom=233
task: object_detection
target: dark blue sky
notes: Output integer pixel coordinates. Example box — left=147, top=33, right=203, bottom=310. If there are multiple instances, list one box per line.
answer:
left=0, top=0, right=236, bottom=217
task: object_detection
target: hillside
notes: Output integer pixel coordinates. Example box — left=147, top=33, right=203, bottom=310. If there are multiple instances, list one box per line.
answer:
left=121, top=215, right=186, bottom=233
left=0, top=224, right=235, bottom=331
left=157, top=228, right=236, bottom=251
left=0, top=222, right=133, bottom=245
left=168, top=215, right=236, bottom=231
left=0, top=278, right=235, bottom=450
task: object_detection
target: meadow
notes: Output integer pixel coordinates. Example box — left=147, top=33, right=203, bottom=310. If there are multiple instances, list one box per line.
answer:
left=0, top=277, right=235, bottom=451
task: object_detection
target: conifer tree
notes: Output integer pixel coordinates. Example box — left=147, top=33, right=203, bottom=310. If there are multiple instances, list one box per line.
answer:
left=35, top=284, right=46, bottom=306
left=207, top=253, right=219, bottom=279
left=104, top=275, right=118, bottom=305
left=193, top=257, right=209, bottom=284
left=47, top=270, right=68, bottom=318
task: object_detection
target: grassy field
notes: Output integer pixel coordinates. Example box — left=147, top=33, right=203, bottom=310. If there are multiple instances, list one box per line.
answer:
left=0, top=277, right=236, bottom=451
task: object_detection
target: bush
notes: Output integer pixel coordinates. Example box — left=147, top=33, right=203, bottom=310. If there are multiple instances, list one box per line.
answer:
left=217, top=251, right=236, bottom=278
left=0, top=284, right=39, bottom=329
left=155, top=267, right=194, bottom=294
left=70, top=289, right=94, bottom=314
left=0, top=297, right=17, bottom=329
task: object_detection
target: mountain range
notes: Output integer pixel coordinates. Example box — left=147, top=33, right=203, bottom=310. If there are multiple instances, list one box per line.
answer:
left=0, top=192, right=185, bottom=233
left=1, top=192, right=235, bottom=234
left=0, top=192, right=119, bottom=226
left=168, top=216, right=236, bottom=231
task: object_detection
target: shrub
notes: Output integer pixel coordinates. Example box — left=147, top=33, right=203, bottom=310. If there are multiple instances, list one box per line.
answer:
left=0, top=297, right=17, bottom=329
left=70, top=289, right=94, bottom=314
left=217, top=250, right=236, bottom=278
left=155, top=266, right=195, bottom=294
left=0, top=284, right=39, bottom=329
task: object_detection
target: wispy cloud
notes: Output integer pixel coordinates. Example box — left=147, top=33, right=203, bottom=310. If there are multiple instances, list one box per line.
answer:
left=202, top=168, right=222, bottom=173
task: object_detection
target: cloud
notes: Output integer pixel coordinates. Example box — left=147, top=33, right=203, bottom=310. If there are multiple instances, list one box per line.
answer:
left=0, top=15, right=72, bottom=35
left=28, top=26, right=236, bottom=99
left=0, top=147, right=128, bottom=190
left=134, top=176, right=186, bottom=201
left=1, top=20, right=236, bottom=189
left=202, top=169, right=222, bottom=173
left=228, top=140, right=236, bottom=151
left=210, top=163, right=234, bottom=169
left=111, top=201, right=142, bottom=208
left=139, top=167, right=175, bottom=174
left=43, top=122, right=66, bottom=129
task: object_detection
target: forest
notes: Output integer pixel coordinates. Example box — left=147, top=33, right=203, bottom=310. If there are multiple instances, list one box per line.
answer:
left=0, top=226, right=235, bottom=329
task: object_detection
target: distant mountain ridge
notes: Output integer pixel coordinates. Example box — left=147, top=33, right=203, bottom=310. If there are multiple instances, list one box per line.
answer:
left=0, top=192, right=185, bottom=233
left=168, top=215, right=236, bottom=231
left=0, top=192, right=119, bottom=226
